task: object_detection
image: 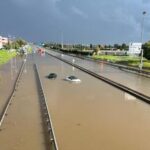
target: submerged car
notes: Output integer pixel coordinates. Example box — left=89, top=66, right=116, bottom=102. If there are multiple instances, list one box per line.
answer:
left=47, top=73, right=57, bottom=79
left=65, top=76, right=81, bottom=82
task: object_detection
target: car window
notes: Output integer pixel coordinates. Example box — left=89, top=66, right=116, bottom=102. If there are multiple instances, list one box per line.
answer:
left=69, top=76, right=77, bottom=80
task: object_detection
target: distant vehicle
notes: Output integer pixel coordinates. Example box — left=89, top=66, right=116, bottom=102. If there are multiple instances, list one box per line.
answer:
left=65, top=76, right=81, bottom=82
left=38, top=48, right=45, bottom=56
left=47, top=73, right=57, bottom=79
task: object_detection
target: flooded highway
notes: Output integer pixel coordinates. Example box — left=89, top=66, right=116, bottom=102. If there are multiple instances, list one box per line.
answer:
left=0, top=56, right=23, bottom=115
left=35, top=53, right=150, bottom=150
left=0, top=52, right=150, bottom=150
left=47, top=50, right=150, bottom=97
left=0, top=55, right=46, bottom=150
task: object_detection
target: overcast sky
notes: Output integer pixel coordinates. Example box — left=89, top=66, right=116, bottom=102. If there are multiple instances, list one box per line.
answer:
left=0, top=0, right=150, bottom=44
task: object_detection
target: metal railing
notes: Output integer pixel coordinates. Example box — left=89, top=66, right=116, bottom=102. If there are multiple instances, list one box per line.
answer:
left=0, top=61, right=25, bottom=127
left=34, top=64, right=59, bottom=150
left=49, top=49, right=150, bottom=78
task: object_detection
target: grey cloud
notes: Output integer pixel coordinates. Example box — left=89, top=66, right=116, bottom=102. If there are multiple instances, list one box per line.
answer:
left=71, top=6, right=88, bottom=19
left=0, top=0, right=150, bottom=44
left=142, top=0, right=150, bottom=3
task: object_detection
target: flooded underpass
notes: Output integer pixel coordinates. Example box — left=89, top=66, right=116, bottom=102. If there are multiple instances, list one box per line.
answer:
left=48, top=50, right=150, bottom=97
left=35, top=53, right=150, bottom=150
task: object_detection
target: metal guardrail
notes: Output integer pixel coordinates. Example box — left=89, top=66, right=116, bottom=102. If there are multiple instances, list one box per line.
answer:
left=0, top=61, right=25, bottom=127
left=80, top=57, right=150, bottom=77
left=34, top=64, right=59, bottom=150
left=89, top=58, right=150, bottom=77
left=46, top=52, right=150, bottom=104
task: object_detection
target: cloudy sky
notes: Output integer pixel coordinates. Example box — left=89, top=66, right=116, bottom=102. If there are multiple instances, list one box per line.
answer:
left=0, top=0, right=150, bottom=44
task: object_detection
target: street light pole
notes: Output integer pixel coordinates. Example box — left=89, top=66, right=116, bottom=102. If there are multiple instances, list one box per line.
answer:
left=8, top=35, right=12, bottom=50
left=139, top=11, right=146, bottom=70
left=61, top=32, right=64, bottom=49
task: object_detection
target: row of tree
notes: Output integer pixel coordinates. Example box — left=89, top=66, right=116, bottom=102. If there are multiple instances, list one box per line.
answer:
left=43, top=42, right=150, bottom=60
left=43, top=43, right=129, bottom=51
left=143, top=41, right=150, bottom=60
left=90, top=43, right=129, bottom=50
left=4, top=39, right=27, bottom=50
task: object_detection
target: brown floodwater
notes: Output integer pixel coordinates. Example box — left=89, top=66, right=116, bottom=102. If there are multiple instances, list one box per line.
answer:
left=48, top=50, right=150, bottom=97
left=0, top=56, right=23, bottom=114
left=0, top=55, right=46, bottom=150
left=34, top=53, right=150, bottom=150
left=1, top=52, right=150, bottom=150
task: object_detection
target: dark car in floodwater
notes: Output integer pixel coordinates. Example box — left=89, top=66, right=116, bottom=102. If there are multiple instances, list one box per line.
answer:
left=47, top=73, right=57, bottom=79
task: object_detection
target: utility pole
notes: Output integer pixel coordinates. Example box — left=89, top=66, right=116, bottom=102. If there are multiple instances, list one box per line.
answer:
left=8, top=35, right=12, bottom=50
left=61, top=32, right=64, bottom=49
left=139, top=11, right=146, bottom=70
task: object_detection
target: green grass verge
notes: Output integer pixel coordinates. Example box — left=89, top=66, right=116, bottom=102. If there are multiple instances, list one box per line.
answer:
left=92, top=55, right=142, bottom=62
left=128, top=61, right=150, bottom=70
left=0, top=50, right=17, bottom=66
left=92, top=55, right=150, bottom=69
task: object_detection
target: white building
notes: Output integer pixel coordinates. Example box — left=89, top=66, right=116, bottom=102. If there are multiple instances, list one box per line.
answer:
left=128, top=43, right=142, bottom=55
left=0, top=41, right=2, bottom=49
left=0, top=36, right=9, bottom=49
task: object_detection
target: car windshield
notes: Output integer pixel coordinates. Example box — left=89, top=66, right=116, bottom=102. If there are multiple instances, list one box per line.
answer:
left=69, top=76, right=78, bottom=80
left=49, top=73, right=56, bottom=76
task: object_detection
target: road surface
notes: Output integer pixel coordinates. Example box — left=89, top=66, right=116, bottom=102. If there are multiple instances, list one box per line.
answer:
left=47, top=50, right=150, bottom=97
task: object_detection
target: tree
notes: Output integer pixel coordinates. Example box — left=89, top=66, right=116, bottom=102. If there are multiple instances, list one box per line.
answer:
left=121, top=43, right=128, bottom=50
left=94, top=45, right=100, bottom=55
left=3, top=39, right=26, bottom=50
left=143, top=41, right=150, bottom=60
left=104, top=45, right=109, bottom=49
left=90, top=44, right=93, bottom=49
left=15, top=39, right=26, bottom=47
left=11, top=42, right=20, bottom=49
left=3, top=43, right=11, bottom=50
left=108, top=45, right=113, bottom=49
left=97, top=44, right=103, bottom=49
left=114, top=44, right=121, bottom=49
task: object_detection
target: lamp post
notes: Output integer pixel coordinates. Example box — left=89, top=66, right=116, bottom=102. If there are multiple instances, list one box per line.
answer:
left=139, top=11, right=146, bottom=70
left=61, top=32, right=64, bottom=49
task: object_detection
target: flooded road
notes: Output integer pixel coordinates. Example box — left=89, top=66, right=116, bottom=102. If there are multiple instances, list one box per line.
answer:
left=47, top=50, right=150, bottom=97
left=0, top=56, right=23, bottom=114
left=35, top=53, right=150, bottom=150
left=0, top=52, right=150, bottom=150
left=0, top=55, right=46, bottom=150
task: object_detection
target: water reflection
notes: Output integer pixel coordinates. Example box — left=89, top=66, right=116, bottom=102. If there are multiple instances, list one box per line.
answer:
left=61, top=61, right=64, bottom=75
left=10, top=58, right=14, bottom=80
left=10, top=57, right=18, bottom=80
left=100, top=62, right=104, bottom=72
left=124, top=93, right=136, bottom=101
left=72, top=58, right=75, bottom=63
left=72, top=66, right=75, bottom=72
left=24, top=62, right=27, bottom=74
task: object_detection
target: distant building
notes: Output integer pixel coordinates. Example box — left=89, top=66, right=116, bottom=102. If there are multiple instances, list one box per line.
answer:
left=100, top=50, right=126, bottom=56
left=128, top=43, right=142, bottom=55
left=0, top=41, right=2, bottom=49
left=0, top=36, right=9, bottom=49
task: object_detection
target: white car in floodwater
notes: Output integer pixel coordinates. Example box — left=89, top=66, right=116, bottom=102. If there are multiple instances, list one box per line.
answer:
left=65, top=76, right=81, bottom=83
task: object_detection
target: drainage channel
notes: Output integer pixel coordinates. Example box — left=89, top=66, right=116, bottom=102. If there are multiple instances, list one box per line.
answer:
left=46, top=52, right=150, bottom=104
left=0, top=61, right=25, bottom=127
left=34, top=64, right=59, bottom=150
